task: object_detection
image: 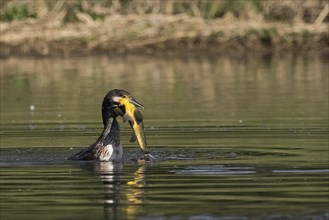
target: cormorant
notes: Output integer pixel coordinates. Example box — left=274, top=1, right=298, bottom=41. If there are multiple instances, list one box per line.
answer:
left=68, top=89, right=153, bottom=162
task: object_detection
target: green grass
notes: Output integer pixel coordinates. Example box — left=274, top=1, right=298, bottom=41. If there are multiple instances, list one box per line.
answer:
left=0, top=4, right=36, bottom=21
left=1, top=0, right=326, bottom=23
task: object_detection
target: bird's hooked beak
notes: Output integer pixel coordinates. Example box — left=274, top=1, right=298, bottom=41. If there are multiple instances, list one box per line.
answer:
left=127, top=96, right=144, bottom=110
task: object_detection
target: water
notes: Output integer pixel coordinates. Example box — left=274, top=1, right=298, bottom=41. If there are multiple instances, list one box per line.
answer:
left=0, top=53, right=328, bottom=219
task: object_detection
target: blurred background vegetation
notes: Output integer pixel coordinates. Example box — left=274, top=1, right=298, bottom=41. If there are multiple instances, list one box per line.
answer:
left=0, top=0, right=328, bottom=57
left=1, top=0, right=328, bottom=23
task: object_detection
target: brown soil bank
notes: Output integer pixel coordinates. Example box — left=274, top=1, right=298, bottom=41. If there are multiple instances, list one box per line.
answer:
left=1, top=14, right=328, bottom=57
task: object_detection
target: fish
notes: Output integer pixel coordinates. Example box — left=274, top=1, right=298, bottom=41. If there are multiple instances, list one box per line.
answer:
left=122, top=102, right=150, bottom=155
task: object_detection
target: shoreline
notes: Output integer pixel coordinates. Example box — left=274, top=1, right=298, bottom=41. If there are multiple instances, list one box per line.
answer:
left=1, top=14, right=328, bottom=58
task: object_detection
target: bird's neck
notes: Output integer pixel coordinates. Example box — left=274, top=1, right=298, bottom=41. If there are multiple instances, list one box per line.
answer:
left=101, top=117, right=120, bottom=146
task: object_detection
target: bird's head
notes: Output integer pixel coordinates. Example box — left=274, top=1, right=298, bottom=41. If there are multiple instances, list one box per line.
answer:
left=103, top=89, right=144, bottom=119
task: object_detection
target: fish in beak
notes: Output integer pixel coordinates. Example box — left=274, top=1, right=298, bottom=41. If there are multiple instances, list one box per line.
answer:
left=119, top=95, right=150, bottom=155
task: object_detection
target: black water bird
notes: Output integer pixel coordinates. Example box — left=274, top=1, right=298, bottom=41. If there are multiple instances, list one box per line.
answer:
left=68, top=89, right=153, bottom=162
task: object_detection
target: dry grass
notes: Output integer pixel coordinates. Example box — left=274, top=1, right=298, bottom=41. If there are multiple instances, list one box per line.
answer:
left=0, top=0, right=328, bottom=57
left=1, top=0, right=328, bottom=22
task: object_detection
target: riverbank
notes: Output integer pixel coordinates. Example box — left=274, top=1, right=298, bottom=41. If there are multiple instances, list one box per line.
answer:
left=1, top=13, right=328, bottom=57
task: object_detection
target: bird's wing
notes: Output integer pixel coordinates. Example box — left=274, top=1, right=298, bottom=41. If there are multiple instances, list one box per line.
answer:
left=67, top=138, right=101, bottom=161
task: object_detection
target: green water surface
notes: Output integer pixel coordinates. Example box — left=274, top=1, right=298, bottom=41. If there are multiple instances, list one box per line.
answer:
left=0, top=53, right=328, bottom=220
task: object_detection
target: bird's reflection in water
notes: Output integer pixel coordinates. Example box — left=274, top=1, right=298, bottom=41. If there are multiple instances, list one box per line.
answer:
left=92, top=161, right=147, bottom=220
left=125, top=165, right=146, bottom=218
